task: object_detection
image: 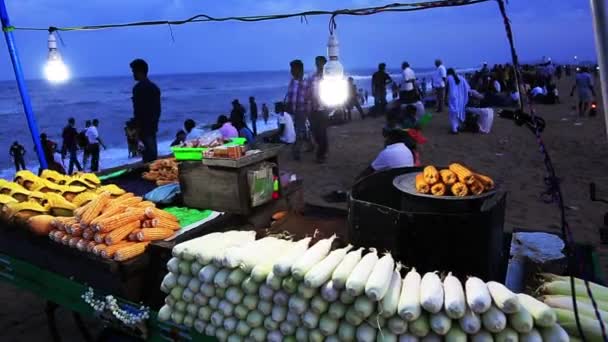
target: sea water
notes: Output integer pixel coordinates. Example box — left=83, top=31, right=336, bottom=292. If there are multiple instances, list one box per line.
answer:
left=0, top=67, right=451, bottom=179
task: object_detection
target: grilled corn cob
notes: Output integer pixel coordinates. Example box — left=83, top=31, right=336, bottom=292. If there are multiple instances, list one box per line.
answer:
left=423, top=165, right=440, bottom=185
left=451, top=182, right=469, bottom=197
left=415, top=173, right=430, bottom=194
left=475, top=173, right=495, bottom=190
left=449, top=163, right=475, bottom=185
left=469, top=180, right=485, bottom=195
left=431, top=182, right=447, bottom=196
left=439, top=169, right=457, bottom=185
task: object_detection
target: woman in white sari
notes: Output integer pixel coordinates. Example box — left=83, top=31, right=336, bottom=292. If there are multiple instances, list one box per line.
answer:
left=446, top=68, right=471, bottom=134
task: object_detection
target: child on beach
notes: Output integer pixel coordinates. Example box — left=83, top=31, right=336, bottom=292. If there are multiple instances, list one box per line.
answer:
left=125, top=119, right=139, bottom=158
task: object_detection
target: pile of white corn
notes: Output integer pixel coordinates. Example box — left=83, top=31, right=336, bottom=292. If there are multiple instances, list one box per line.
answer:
left=158, top=231, right=570, bottom=342
left=537, top=273, right=608, bottom=342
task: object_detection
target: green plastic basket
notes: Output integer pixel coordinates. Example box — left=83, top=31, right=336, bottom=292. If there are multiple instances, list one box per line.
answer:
left=171, top=137, right=247, bottom=161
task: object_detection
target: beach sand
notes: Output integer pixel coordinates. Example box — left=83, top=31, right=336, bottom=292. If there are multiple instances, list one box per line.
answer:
left=278, top=75, right=608, bottom=274
left=0, top=75, right=607, bottom=340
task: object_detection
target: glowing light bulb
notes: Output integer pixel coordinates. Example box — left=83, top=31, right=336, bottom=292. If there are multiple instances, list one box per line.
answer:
left=319, top=32, right=348, bottom=107
left=44, top=32, right=69, bottom=83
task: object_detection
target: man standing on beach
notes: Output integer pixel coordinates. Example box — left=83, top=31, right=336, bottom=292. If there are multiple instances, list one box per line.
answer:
left=249, top=96, right=258, bottom=136
left=130, top=58, right=161, bottom=163
left=230, top=100, right=246, bottom=125
left=61, top=117, right=82, bottom=174
left=86, top=119, right=105, bottom=172
left=399, top=62, right=418, bottom=105
left=262, top=103, right=270, bottom=125
left=9, top=141, right=26, bottom=172
left=308, top=56, right=329, bottom=163
left=285, top=59, right=310, bottom=161
left=372, top=63, right=392, bottom=116
left=433, top=59, right=447, bottom=112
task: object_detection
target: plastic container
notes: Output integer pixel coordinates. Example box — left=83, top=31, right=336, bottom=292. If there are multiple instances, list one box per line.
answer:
left=171, top=137, right=247, bottom=161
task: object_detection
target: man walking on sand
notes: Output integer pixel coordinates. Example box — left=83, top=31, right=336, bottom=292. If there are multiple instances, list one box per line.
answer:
left=285, top=59, right=310, bottom=161
left=9, top=141, right=26, bottom=172
left=433, top=59, right=447, bottom=112
left=130, top=58, right=161, bottom=163
left=372, top=63, right=393, bottom=116
left=62, top=117, right=83, bottom=174
left=86, top=119, right=106, bottom=172
left=308, top=56, right=330, bottom=163
left=249, top=96, right=259, bottom=136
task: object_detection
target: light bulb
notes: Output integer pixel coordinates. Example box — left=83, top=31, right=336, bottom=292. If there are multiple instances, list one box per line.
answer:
left=319, top=32, right=348, bottom=107
left=44, top=32, right=69, bottom=83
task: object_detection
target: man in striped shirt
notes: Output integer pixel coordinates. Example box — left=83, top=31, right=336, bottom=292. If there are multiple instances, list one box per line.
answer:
left=285, top=59, right=310, bottom=160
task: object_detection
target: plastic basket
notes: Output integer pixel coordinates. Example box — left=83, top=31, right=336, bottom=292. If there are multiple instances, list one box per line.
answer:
left=171, top=137, right=247, bottom=161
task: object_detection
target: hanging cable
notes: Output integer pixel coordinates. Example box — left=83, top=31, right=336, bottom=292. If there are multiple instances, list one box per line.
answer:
left=496, top=1, right=608, bottom=341
left=10, top=0, right=490, bottom=32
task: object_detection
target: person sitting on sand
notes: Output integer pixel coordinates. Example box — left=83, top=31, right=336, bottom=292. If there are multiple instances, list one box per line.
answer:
left=215, top=115, right=239, bottom=139
left=184, top=119, right=206, bottom=141
left=446, top=68, right=471, bottom=134
left=233, top=118, right=256, bottom=146
left=171, top=130, right=187, bottom=147
left=357, top=128, right=415, bottom=180
left=265, top=102, right=296, bottom=145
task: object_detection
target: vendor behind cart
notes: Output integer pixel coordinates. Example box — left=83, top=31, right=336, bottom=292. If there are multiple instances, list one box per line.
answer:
left=357, top=127, right=416, bottom=180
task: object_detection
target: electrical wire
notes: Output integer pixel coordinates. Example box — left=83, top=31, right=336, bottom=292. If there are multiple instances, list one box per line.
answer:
left=8, top=0, right=490, bottom=33
left=496, top=1, right=608, bottom=340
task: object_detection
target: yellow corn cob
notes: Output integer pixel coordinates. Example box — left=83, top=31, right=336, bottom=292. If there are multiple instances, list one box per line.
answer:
left=94, top=232, right=108, bottom=244
left=71, top=191, right=98, bottom=207
left=92, top=243, right=107, bottom=256
left=96, top=209, right=144, bottom=233
left=128, top=228, right=143, bottom=241
left=80, top=192, right=111, bottom=225
left=60, top=234, right=71, bottom=245
left=136, top=201, right=156, bottom=209
left=113, top=242, right=150, bottom=262
left=104, top=197, right=141, bottom=213
left=68, top=237, right=81, bottom=248
left=451, top=182, right=469, bottom=197
left=76, top=239, right=88, bottom=251
left=415, top=173, right=430, bottom=194
left=70, top=224, right=83, bottom=237
left=91, top=205, right=128, bottom=226
left=74, top=200, right=93, bottom=219
left=423, top=166, right=440, bottom=185
left=449, top=163, right=475, bottom=185
left=49, top=230, right=64, bottom=242
left=469, top=180, right=485, bottom=196
left=82, top=228, right=95, bottom=240
left=475, top=173, right=495, bottom=190
left=431, top=182, right=447, bottom=196
left=144, top=207, right=178, bottom=222
left=151, top=219, right=180, bottom=231
left=85, top=241, right=97, bottom=253
left=137, top=228, right=174, bottom=241
left=439, top=169, right=458, bottom=185
left=104, top=220, right=141, bottom=245
left=101, top=242, right=135, bottom=259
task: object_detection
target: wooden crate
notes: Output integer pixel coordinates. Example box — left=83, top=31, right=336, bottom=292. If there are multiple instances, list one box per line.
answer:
left=179, top=146, right=281, bottom=215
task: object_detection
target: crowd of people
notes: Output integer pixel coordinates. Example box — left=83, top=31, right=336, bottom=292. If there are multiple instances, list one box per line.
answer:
left=10, top=56, right=599, bottom=178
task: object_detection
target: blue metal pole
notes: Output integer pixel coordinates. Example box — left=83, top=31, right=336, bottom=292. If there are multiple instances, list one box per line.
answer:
left=0, top=0, right=48, bottom=170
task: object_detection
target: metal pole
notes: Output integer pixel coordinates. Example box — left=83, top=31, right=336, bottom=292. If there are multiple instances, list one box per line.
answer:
left=590, top=0, right=608, bottom=139
left=0, top=0, right=48, bottom=170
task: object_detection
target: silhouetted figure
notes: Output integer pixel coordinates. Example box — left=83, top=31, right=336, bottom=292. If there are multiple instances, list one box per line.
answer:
left=249, top=96, right=258, bottom=136
left=9, top=141, right=26, bottom=172
left=62, top=117, right=82, bottom=174
left=131, top=58, right=161, bottom=163
left=230, top=100, right=246, bottom=126
left=372, top=63, right=392, bottom=115
left=86, top=119, right=105, bottom=172
left=262, top=103, right=270, bottom=125
left=125, top=119, right=139, bottom=158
